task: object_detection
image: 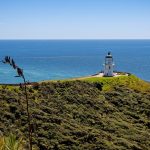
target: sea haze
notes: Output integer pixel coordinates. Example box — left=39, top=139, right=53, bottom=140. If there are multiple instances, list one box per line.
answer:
left=0, top=40, right=150, bottom=83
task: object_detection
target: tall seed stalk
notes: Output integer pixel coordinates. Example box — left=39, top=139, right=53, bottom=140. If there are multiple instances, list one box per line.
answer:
left=2, top=56, right=32, bottom=150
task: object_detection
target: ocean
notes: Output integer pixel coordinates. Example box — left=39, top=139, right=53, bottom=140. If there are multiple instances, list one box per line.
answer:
left=0, top=40, right=150, bottom=83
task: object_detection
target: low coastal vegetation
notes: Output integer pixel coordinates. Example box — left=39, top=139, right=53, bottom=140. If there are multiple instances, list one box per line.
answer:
left=0, top=75, right=150, bottom=149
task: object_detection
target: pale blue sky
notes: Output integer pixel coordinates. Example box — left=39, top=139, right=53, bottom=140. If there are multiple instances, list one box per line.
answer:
left=0, top=0, right=150, bottom=39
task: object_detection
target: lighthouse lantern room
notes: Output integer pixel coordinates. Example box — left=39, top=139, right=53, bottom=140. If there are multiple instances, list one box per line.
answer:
left=104, top=52, right=114, bottom=77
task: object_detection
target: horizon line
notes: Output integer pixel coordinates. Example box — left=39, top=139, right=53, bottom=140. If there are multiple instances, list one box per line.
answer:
left=0, top=38, right=150, bottom=40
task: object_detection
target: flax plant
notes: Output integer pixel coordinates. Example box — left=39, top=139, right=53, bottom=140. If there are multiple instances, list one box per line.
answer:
left=2, top=56, right=32, bottom=150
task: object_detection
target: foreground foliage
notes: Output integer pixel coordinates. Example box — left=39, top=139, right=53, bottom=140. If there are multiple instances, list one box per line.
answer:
left=0, top=76, right=150, bottom=149
left=0, top=134, right=23, bottom=150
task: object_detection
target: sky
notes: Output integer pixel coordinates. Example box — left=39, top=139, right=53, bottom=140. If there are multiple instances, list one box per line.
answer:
left=0, top=0, right=150, bottom=39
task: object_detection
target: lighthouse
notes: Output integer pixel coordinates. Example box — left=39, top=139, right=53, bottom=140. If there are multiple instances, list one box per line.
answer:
left=104, top=52, right=114, bottom=77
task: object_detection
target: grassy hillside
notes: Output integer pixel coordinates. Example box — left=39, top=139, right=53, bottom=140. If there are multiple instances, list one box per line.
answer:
left=59, top=74, right=150, bottom=92
left=0, top=75, right=150, bottom=150
left=86, top=75, right=150, bottom=92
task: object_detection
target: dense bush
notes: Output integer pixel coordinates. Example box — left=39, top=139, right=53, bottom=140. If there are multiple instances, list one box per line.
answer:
left=0, top=77, right=150, bottom=150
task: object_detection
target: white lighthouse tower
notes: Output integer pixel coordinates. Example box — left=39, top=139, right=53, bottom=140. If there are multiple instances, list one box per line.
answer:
left=104, top=52, right=114, bottom=77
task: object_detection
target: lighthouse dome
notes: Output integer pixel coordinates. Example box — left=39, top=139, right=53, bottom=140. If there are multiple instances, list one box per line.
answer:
left=106, top=51, right=112, bottom=58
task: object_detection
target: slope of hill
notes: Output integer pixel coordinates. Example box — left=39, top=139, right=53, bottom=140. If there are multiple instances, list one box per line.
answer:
left=0, top=75, right=150, bottom=150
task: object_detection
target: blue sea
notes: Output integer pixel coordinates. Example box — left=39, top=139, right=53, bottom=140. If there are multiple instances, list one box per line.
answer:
left=0, top=40, right=150, bottom=83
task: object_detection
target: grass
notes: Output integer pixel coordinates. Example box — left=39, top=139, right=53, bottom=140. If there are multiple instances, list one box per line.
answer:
left=42, top=74, right=150, bottom=92
left=82, top=75, right=150, bottom=92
